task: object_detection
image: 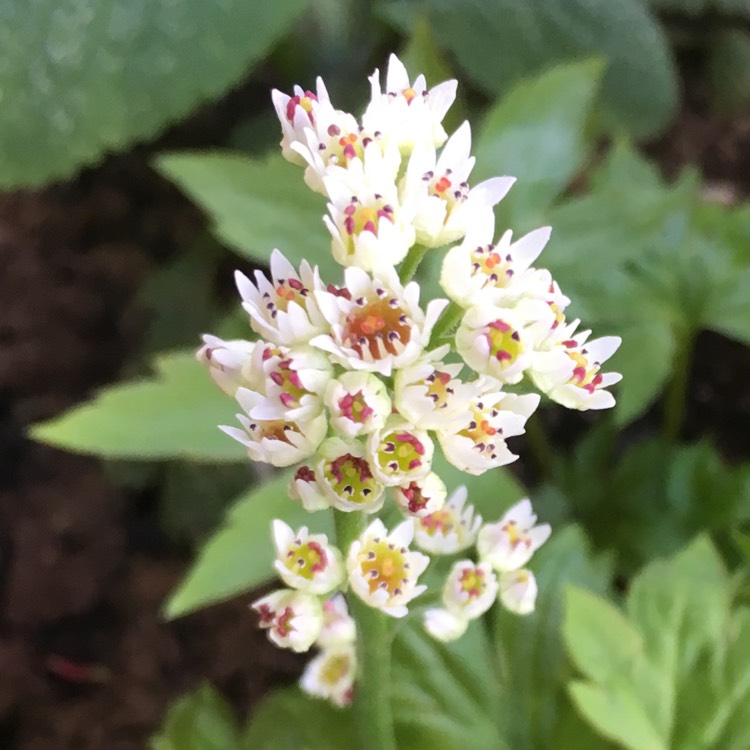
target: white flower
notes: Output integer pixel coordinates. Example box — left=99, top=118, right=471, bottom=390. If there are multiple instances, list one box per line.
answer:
left=392, top=471, right=447, bottom=518
left=300, top=643, right=357, bottom=707
left=437, top=388, right=540, bottom=475
left=324, top=371, right=392, bottom=438
left=252, top=589, right=323, bottom=652
left=288, top=464, right=330, bottom=512
left=393, top=345, right=482, bottom=430
left=247, top=344, right=332, bottom=423
left=363, top=54, right=457, bottom=154
left=347, top=518, right=429, bottom=617
left=402, top=121, right=515, bottom=248
left=272, top=520, right=345, bottom=595
left=221, top=388, right=326, bottom=467
left=290, top=106, right=378, bottom=194
left=271, top=78, right=333, bottom=165
left=367, top=417, right=434, bottom=487
left=315, top=438, right=385, bottom=513
left=441, top=215, right=556, bottom=308
left=477, top=499, right=551, bottom=572
left=413, top=485, right=482, bottom=554
left=317, top=594, right=357, bottom=648
left=323, top=143, right=414, bottom=271
left=311, top=265, right=447, bottom=376
left=521, top=275, right=574, bottom=354
left=423, top=608, right=468, bottom=642
left=196, top=335, right=258, bottom=397
left=498, top=569, right=537, bottom=615
left=530, top=329, right=622, bottom=410
left=455, top=300, right=554, bottom=385
left=235, top=250, right=327, bottom=346
left=441, top=560, right=499, bottom=620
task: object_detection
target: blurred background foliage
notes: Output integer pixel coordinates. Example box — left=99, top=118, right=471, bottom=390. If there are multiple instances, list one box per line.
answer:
left=6, top=0, right=750, bottom=747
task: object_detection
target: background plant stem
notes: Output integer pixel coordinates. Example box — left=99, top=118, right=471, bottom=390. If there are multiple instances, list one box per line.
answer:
left=663, top=331, right=694, bottom=442
left=524, top=413, right=555, bottom=481
left=334, top=510, right=397, bottom=750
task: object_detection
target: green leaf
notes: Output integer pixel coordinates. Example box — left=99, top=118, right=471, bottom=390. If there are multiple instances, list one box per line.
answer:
left=155, top=152, right=335, bottom=276
left=244, top=626, right=506, bottom=750
left=496, top=526, right=614, bottom=749
left=553, top=433, right=750, bottom=573
left=626, top=537, right=731, bottom=681
left=243, top=687, right=356, bottom=749
left=542, top=147, right=696, bottom=424
left=734, top=530, right=750, bottom=563
left=567, top=681, right=667, bottom=750
left=151, top=683, right=241, bottom=750
left=383, top=0, right=678, bottom=138
left=565, top=537, right=750, bottom=750
left=164, top=474, right=334, bottom=618
left=474, top=60, right=603, bottom=227
left=392, top=622, right=507, bottom=750
left=565, top=589, right=645, bottom=684
left=0, top=0, right=309, bottom=188
left=609, top=316, right=676, bottom=426
left=29, top=351, right=245, bottom=462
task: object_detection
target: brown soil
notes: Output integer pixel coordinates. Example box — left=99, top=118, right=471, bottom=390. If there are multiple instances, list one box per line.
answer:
left=1, top=55, right=749, bottom=750
left=0, top=88, right=302, bottom=750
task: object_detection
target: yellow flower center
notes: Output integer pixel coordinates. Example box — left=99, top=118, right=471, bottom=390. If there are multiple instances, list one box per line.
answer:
left=420, top=508, right=457, bottom=537
left=484, top=319, right=523, bottom=366
left=459, top=567, right=486, bottom=599
left=502, top=520, right=531, bottom=549
left=321, top=653, right=352, bottom=685
left=565, top=348, right=603, bottom=393
left=360, top=539, right=408, bottom=596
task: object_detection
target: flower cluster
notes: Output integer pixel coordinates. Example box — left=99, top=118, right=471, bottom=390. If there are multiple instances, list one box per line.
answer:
left=422, top=497, right=550, bottom=641
left=252, top=517, right=427, bottom=705
left=199, top=54, right=621, bottom=708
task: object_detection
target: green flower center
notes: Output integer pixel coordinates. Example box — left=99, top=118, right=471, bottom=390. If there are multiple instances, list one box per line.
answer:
left=284, top=540, right=328, bottom=579
left=483, top=319, right=523, bottom=366
left=324, top=454, right=378, bottom=504
left=377, top=430, right=426, bottom=478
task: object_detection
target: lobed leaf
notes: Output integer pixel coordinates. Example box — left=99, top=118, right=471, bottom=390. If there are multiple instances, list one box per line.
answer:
left=565, top=537, right=750, bottom=750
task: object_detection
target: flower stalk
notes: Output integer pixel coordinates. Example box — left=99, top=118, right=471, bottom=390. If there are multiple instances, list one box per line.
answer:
left=398, top=243, right=429, bottom=284
left=334, top=510, right=397, bottom=750
left=428, top=299, right=464, bottom=347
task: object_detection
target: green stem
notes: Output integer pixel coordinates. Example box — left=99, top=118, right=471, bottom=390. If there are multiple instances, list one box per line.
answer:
left=334, top=511, right=397, bottom=750
left=662, top=331, right=694, bottom=442
left=398, top=244, right=429, bottom=284
left=524, top=413, right=555, bottom=481
left=428, top=300, right=464, bottom=348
